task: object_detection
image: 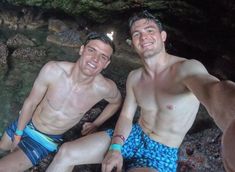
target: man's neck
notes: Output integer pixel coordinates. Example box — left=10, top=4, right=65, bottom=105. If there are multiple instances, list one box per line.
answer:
left=142, top=52, right=170, bottom=77
left=70, top=63, right=95, bottom=86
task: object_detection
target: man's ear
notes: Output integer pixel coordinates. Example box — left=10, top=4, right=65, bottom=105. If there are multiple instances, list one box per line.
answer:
left=161, top=31, right=167, bottom=42
left=79, top=45, right=85, bottom=55
left=126, top=38, right=132, bottom=47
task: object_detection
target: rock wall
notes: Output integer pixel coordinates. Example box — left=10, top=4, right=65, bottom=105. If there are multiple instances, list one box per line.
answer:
left=2, top=0, right=234, bottom=80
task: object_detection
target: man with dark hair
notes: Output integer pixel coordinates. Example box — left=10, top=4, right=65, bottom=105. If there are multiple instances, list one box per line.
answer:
left=47, top=11, right=235, bottom=172
left=0, top=32, right=122, bottom=172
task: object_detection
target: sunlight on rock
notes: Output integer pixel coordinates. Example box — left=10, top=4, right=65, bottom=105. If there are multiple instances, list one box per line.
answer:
left=107, top=31, right=114, bottom=41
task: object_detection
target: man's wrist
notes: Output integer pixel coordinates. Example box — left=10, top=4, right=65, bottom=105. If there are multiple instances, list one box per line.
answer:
left=14, top=134, right=22, bottom=141
left=113, top=134, right=126, bottom=143
left=15, top=129, right=23, bottom=136
left=109, top=143, right=122, bottom=152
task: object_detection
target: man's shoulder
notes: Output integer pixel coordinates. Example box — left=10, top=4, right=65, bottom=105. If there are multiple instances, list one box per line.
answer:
left=175, top=58, right=208, bottom=80
left=178, top=59, right=206, bottom=71
left=129, top=68, right=142, bottom=77
left=44, top=61, right=74, bottom=74
left=98, top=74, right=117, bottom=88
left=95, top=75, right=119, bottom=97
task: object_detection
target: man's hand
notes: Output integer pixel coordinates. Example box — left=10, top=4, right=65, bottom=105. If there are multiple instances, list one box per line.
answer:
left=102, top=150, right=123, bottom=172
left=10, top=135, right=21, bottom=152
left=81, top=122, right=98, bottom=136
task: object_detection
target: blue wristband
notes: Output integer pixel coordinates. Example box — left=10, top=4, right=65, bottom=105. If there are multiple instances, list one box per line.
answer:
left=15, top=129, right=23, bottom=136
left=109, top=144, right=122, bottom=152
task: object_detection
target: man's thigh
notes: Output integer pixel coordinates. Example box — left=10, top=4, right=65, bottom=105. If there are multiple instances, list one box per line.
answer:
left=0, top=132, right=12, bottom=151
left=58, top=131, right=111, bottom=164
left=0, top=149, right=33, bottom=171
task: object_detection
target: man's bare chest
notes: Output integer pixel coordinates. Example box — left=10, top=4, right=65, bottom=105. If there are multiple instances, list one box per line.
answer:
left=134, top=77, right=191, bottom=111
left=45, top=84, right=101, bottom=113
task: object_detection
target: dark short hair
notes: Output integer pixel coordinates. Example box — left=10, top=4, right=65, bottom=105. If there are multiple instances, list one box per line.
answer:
left=83, top=32, right=115, bottom=53
left=128, top=10, right=163, bottom=33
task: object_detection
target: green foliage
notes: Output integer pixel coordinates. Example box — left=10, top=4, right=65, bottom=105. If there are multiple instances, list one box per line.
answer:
left=6, top=0, right=45, bottom=6
left=51, top=0, right=76, bottom=10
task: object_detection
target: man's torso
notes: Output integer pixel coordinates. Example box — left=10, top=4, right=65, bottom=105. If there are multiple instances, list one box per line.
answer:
left=32, top=62, right=110, bottom=135
left=133, top=58, right=200, bottom=147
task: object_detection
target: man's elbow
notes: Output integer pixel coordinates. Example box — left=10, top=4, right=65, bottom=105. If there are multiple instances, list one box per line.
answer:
left=207, top=80, right=235, bottom=130
left=114, top=92, right=123, bottom=107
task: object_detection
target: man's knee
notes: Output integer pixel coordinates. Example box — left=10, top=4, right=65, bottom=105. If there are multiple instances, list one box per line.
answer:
left=55, top=143, right=72, bottom=162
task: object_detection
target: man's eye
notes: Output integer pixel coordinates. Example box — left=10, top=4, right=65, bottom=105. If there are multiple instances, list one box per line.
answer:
left=87, top=48, right=94, bottom=52
left=132, top=32, right=140, bottom=38
left=147, top=29, right=154, bottom=33
left=101, top=56, right=108, bottom=61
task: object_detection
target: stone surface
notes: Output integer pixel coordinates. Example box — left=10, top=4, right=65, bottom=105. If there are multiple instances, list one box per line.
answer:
left=0, top=2, right=47, bottom=29
left=7, top=33, right=35, bottom=48
left=0, top=42, right=8, bottom=65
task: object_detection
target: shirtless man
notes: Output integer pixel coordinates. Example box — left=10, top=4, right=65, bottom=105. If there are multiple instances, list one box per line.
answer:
left=46, top=11, right=235, bottom=172
left=0, top=32, right=121, bottom=172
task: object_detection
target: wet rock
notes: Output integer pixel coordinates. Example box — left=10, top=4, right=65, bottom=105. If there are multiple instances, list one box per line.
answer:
left=0, top=42, right=8, bottom=65
left=7, top=34, right=35, bottom=48
left=11, top=47, right=46, bottom=62
left=47, top=29, right=83, bottom=48
left=48, top=19, right=69, bottom=33
left=47, top=29, right=82, bottom=48
left=179, top=127, right=224, bottom=172
left=46, top=19, right=83, bottom=48
left=81, top=107, right=103, bottom=122
left=0, top=3, right=47, bottom=30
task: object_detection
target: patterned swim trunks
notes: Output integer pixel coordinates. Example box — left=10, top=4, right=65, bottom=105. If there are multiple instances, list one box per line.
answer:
left=5, top=119, right=63, bottom=166
left=106, top=124, right=178, bottom=172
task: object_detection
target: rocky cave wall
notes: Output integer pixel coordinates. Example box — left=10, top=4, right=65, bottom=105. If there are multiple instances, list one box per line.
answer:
left=2, top=0, right=235, bottom=80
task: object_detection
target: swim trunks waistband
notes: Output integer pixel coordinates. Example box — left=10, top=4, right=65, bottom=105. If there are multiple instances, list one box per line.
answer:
left=24, top=125, right=58, bottom=152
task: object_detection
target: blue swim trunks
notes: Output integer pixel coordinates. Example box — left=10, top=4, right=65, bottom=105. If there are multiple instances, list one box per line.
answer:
left=5, top=119, right=63, bottom=166
left=106, top=124, right=178, bottom=172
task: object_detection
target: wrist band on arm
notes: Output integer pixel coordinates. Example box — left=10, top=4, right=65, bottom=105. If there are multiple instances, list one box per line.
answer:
left=14, top=135, right=22, bottom=141
left=109, top=143, right=122, bottom=152
left=15, top=129, right=23, bottom=136
left=113, top=134, right=125, bottom=143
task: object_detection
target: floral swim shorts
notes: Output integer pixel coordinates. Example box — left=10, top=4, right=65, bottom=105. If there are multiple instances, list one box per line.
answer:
left=106, top=123, right=178, bottom=172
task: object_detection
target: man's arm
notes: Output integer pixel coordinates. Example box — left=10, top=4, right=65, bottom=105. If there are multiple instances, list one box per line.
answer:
left=16, top=61, right=57, bottom=134
left=81, top=81, right=122, bottom=135
left=180, top=59, right=235, bottom=172
left=102, top=71, right=138, bottom=172
left=180, top=59, right=235, bottom=131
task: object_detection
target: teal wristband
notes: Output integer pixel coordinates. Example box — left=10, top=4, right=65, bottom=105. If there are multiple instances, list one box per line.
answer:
left=15, top=129, right=23, bottom=136
left=109, top=144, right=122, bottom=152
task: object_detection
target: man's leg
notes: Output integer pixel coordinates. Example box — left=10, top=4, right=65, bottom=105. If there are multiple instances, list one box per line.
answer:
left=0, top=132, right=13, bottom=158
left=0, top=132, right=13, bottom=151
left=0, top=148, right=33, bottom=172
left=46, top=131, right=111, bottom=172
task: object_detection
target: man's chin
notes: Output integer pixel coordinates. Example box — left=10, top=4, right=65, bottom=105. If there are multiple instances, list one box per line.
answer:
left=143, top=51, right=157, bottom=58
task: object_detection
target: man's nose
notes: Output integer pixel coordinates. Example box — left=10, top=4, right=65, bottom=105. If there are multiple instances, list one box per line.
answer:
left=140, top=32, right=148, bottom=40
left=92, top=54, right=100, bottom=62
